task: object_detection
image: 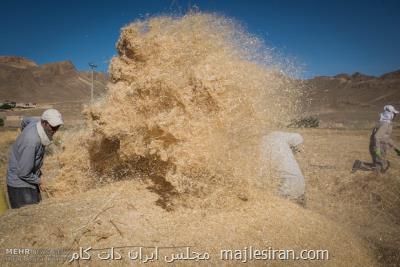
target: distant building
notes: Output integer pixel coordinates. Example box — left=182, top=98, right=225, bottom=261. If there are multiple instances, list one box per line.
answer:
left=15, top=102, right=37, bottom=109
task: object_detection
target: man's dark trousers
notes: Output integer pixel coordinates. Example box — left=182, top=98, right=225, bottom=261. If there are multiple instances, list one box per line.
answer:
left=7, top=185, right=41, bottom=209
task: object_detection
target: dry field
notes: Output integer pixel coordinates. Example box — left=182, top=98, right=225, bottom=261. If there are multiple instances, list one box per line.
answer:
left=297, top=128, right=400, bottom=265
left=1, top=12, right=399, bottom=267
left=0, top=127, right=399, bottom=266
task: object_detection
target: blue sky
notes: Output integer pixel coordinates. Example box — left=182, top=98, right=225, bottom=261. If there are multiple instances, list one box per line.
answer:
left=1, top=0, right=399, bottom=78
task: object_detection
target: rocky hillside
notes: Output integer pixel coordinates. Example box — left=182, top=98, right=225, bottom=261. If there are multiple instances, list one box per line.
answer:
left=303, top=70, right=400, bottom=126
left=0, top=56, right=38, bottom=69
left=0, top=56, right=108, bottom=103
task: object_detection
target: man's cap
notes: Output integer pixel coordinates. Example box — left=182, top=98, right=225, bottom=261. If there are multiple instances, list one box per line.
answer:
left=384, top=105, right=399, bottom=114
left=41, top=109, right=64, bottom=126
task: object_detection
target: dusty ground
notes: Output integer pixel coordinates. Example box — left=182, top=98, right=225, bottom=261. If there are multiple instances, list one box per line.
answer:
left=0, top=129, right=18, bottom=190
left=0, top=101, right=88, bottom=127
left=297, top=128, right=400, bottom=265
left=0, top=127, right=399, bottom=266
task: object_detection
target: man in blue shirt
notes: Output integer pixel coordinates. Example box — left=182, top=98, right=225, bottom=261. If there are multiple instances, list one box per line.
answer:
left=6, top=109, right=63, bottom=209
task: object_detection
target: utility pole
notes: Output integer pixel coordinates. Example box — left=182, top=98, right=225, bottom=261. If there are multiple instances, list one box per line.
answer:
left=88, top=63, right=98, bottom=104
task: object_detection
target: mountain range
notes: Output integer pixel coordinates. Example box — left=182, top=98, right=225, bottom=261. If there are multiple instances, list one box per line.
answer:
left=0, top=56, right=108, bottom=103
left=1, top=56, right=399, bottom=127
left=303, top=70, right=400, bottom=126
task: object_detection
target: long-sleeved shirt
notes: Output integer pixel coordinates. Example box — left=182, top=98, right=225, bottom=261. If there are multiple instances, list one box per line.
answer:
left=21, top=117, right=40, bottom=131
left=6, top=117, right=44, bottom=189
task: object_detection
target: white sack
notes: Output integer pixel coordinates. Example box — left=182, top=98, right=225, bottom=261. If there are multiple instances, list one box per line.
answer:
left=261, top=131, right=305, bottom=199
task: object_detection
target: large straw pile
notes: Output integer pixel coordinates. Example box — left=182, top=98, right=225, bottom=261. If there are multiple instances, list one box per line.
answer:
left=0, top=180, right=377, bottom=266
left=0, top=13, right=382, bottom=266
left=48, top=13, right=300, bottom=209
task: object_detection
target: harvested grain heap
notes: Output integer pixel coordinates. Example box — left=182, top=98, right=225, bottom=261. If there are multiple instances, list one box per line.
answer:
left=0, top=13, right=379, bottom=267
left=49, top=13, right=300, bottom=206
